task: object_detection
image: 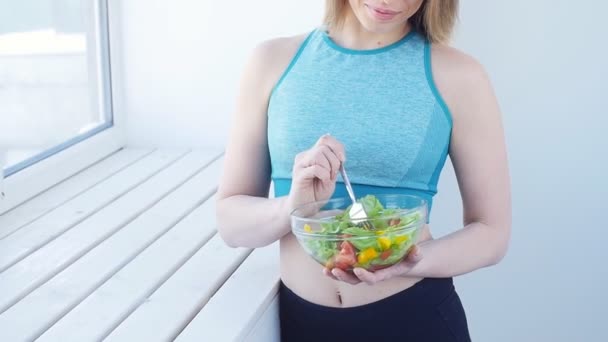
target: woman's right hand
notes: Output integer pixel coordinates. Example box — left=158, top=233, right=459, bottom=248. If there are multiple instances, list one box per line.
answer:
left=287, top=134, right=346, bottom=213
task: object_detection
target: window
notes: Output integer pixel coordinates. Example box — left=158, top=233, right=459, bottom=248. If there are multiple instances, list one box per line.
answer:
left=0, top=0, right=113, bottom=177
left=0, top=0, right=122, bottom=214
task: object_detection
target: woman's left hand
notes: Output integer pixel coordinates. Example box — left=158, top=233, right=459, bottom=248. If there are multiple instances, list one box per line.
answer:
left=323, top=245, right=423, bottom=285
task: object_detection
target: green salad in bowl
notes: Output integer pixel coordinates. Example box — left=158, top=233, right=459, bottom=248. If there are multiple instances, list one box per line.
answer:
left=291, top=194, right=427, bottom=273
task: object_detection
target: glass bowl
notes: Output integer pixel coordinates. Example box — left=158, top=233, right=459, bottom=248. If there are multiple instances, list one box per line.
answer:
left=291, top=194, right=427, bottom=273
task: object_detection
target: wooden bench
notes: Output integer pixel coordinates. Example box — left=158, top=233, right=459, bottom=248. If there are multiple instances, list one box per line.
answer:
left=0, top=148, right=280, bottom=341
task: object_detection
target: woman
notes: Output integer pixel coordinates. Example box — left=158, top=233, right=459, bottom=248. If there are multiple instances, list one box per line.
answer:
left=217, top=0, right=511, bottom=340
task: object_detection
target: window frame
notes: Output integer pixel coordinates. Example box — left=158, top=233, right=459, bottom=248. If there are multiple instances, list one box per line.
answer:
left=0, top=0, right=125, bottom=214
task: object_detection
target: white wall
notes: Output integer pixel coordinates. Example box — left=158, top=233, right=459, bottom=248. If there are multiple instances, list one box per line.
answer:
left=116, top=0, right=324, bottom=149
left=440, top=2, right=607, bottom=341
left=115, top=1, right=608, bottom=341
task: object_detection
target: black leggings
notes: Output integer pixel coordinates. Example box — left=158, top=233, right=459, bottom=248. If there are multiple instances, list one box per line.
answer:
left=279, top=277, right=471, bottom=341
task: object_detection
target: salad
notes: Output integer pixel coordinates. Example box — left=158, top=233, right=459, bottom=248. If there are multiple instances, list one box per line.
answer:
left=301, top=195, right=423, bottom=272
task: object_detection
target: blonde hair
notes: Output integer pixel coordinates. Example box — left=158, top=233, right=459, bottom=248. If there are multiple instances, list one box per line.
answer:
left=323, top=0, right=459, bottom=44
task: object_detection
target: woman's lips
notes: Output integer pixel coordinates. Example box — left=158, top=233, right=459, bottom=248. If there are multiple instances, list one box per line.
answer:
left=365, top=4, right=401, bottom=21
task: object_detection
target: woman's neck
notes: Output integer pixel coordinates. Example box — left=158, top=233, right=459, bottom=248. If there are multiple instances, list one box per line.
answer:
left=328, top=9, right=410, bottom=50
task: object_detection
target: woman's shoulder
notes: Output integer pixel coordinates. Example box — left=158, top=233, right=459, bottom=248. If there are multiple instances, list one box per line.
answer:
left=241, top=31, right=313, bottom=93
left=254, top=32, right=311, bottom=59
left=431, top=43, right=490, bottom=89
left=248, top=31, right=312, bottom=73
left=429, top=43, right=496, bottom=121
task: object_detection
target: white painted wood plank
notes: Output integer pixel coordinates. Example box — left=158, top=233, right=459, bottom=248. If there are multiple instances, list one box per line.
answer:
left=175, top=243, right=280, bottom=342
left=0, top=157, right=223, bottom=341
left=36, top=201, right=224, bottom=342
left=42, top=236, right=249, bottom=342
left=0, top=150, right=221, bottom=314
left=0, top=126, right=125, bottom=215
left=0, top=148, right=187, bottom=273
left=105, top=241, right=252, bottom=342
left=0, top=148, right=153, bottom=240
left=244, top=295, right=280, bottom=342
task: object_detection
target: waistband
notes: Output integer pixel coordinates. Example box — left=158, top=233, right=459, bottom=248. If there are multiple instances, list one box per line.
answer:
left=279, top=277, right=455, bottom=315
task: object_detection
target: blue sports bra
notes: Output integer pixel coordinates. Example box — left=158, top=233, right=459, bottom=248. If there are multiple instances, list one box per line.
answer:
left=266, top=28, right=452, bottom=221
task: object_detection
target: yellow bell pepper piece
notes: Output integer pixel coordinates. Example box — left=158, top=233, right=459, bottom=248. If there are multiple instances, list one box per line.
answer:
left=303, top=224, right=312, bottom=233
left=394, top=235, right=410, bottom=245
left=375, top=230, right=385, bottom=235
left=377, top=237, right=391, bottom=251
left=357, top=248, right=378, bottom=264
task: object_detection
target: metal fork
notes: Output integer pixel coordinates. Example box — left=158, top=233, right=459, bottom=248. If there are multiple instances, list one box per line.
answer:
left=339, top=164, right=374, bottom=230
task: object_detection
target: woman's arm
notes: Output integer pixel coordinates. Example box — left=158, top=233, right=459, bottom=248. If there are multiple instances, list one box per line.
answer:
left=216, top=35, right=307, bottom=248
left=408, top=45, right=512, bottom=277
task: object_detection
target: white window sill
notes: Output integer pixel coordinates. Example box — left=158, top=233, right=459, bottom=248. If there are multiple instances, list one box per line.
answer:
left=0, top=147, right=280, bottom=341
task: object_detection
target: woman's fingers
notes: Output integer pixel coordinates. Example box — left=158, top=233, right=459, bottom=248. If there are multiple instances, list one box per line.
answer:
left=314, top=134, right=346, bottom=162
left=298, top=164, right=331, bottom=183
left=318, top=145, right=341, bottom=180
left=405, top=244, right=423, bottom=263
left=323, top=267, right=339, bottom=281
left=293, top=134, right=346, bottom=183
left=331, top=268, right=361, bottom=285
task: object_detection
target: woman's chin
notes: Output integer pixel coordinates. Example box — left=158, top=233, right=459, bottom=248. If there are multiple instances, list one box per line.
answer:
left=360, top=21, right=400, bottom=35
left=358, top=15, right=404, bottom=34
